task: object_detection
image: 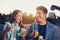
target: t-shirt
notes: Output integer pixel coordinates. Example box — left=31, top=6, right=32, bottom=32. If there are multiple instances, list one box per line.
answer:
left=33, top=23, right=47, bottom=40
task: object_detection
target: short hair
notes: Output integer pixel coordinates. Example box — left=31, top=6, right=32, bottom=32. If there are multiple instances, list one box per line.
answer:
left=36, top=6, right=48, bottom=14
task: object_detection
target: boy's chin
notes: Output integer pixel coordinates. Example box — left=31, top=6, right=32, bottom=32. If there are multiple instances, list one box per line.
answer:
left=37, top=20, right=41, bottom=23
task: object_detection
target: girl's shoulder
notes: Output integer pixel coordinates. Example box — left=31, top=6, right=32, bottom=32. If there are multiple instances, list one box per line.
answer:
left=3, top=22, right=11, bottom=30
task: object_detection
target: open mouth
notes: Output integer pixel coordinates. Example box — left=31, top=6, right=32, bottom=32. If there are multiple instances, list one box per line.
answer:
left=17, top=19, right=20, bottom=21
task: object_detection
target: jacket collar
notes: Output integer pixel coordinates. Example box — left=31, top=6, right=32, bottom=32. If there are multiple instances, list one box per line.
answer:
left=36, top=21, right=52, bottom=40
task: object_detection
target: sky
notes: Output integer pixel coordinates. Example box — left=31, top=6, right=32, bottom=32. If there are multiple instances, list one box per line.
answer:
left=0, top=0, right=60, bottom=16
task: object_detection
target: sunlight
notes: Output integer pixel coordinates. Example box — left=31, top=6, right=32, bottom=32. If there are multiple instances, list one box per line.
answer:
left=0, top=0, right=60, bottom=16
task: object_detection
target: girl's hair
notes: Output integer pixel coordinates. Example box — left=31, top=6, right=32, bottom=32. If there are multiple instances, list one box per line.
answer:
left=9, top=10, right=23, bottom=27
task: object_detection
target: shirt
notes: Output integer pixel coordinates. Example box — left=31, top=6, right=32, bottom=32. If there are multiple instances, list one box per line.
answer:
left=33, top=23, right=47, bottom=40
left=3, top=22, right=20, bottom=40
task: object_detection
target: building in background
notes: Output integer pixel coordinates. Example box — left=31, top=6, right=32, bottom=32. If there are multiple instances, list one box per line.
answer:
left=48, top=12, right=56, bottom=19
left=47, top=12, right=56, bottom=24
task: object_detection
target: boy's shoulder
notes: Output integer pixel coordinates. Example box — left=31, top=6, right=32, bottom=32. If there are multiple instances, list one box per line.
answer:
left=31, top=22, right=38, bottom=25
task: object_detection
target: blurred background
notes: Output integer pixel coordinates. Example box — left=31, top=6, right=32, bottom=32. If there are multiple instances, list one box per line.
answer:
left=0, top=0, right=60, bottom=39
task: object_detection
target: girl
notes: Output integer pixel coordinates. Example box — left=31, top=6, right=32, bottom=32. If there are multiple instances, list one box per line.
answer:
left=2, top=10, right=26, bottom=40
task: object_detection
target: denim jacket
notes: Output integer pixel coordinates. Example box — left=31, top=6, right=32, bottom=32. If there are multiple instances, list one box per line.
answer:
left=26, top=21, right=59, bottom=40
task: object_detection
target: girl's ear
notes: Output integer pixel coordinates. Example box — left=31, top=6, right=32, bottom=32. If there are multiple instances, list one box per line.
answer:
left=14, top=16, right=16, bottom=19
left=13, top=16, right=16, bottom=20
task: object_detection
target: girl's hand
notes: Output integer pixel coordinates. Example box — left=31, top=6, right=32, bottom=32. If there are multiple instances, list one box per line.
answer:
left=20, top=30, right=27, bottom=38
left=6, top=26, right=13, bottom=32
left=2, top=26, right=13, bottom=40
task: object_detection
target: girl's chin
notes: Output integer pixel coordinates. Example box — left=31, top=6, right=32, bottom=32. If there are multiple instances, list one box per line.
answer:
left=16, top=21, right=20, bottom=23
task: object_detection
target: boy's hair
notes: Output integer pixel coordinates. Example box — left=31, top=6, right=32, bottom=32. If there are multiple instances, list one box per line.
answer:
left=36, top=6, right=48, bottom=14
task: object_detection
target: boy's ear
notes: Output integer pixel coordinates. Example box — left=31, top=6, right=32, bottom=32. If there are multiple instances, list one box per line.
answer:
left=44, top=13, right=47, bottom=16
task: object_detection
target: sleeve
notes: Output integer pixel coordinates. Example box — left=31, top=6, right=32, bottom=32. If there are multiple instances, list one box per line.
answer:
left=51, top=27, right=59, bottom=40
left=25, top=24, right=34, bottom=40
left=2, top=22, right=8, bottom=40
left=3, top=22, right=7, bottom=31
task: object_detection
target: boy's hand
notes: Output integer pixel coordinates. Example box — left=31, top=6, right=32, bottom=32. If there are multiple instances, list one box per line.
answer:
left=30, top=30, right=39, bottom=38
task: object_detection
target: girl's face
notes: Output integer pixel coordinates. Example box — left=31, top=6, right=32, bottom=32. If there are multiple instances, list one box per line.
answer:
left=14, top=12, right=22, bottom=23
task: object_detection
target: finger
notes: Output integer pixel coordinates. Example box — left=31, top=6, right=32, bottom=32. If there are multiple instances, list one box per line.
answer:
left=43, top=39, right=44, bottom=40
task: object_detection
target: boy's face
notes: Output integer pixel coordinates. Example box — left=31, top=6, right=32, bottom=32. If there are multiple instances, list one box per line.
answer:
left=36, top=10, right=47, bottom=22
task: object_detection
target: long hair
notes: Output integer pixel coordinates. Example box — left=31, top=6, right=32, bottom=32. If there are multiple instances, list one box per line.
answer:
left=9, top=10, right=24, bottom=28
